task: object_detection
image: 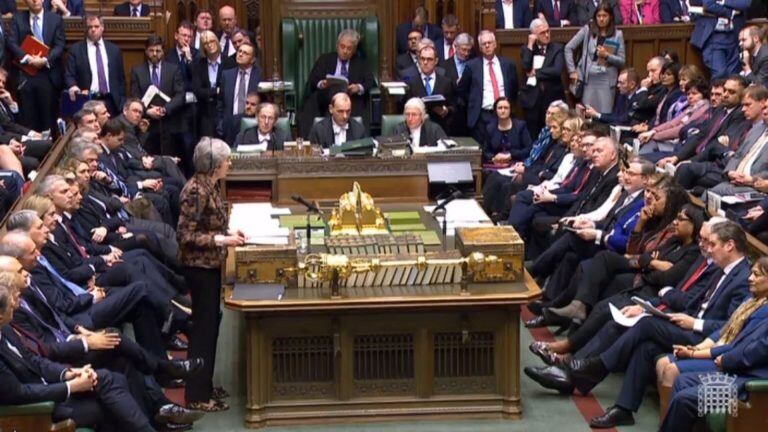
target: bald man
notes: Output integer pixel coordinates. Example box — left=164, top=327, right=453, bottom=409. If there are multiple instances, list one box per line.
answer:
left=218, top=5, right=238, bottom=57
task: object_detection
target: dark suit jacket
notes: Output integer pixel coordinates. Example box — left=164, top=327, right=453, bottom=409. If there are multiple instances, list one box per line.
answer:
left=632, top=84, right=668, bottom=124
left=0, top=101, right=31, bottom=137
left=396, top=52, right=419, bottom=78
left=217, top=65, right=263, bottom=144
left=304, top=52, right=375, bottom=129
left=495, top=0, right=533, bottom=29
left=41, top=225, right=105, bottom=286
left=392, top=119, right=447, bottom=148
left=746, top=45, right=768, bottom=87
left=0, top=0, right=16, bottom=14
left=164, top=45, right=198, bottom=123
left=12, top=290, right=86, bottom=360
left=192, top=55, right=225, bottom=138
left=456, top=55, right=519, bottom=128
left=484, top=120, right=532, bottom=162
left=566, top=163, right=620, bottom=216
left=395, top=22, right=443, bottom=54
left=0, top=326, right=70, bottom=405
left=520, top=42, right=565, bottom=110
left=113, top=1, right=150, bottom=16
left=130, top=60, right=185, bottom=133
left=64, top=40, right=126, bottom=112
left=534, top=0, right=575, bottom=27
left=571, top=0, right=623, bottom=25
left=661, top=0, right=686, bottom=22
left=404, top=72, right=456, bottom=132
left=716, top=307, right=768, bottom=378
left=690, top=0, right=749, bottom=50
left=308, top=116, right=367, bottom=149
left=234, top=126, right=292, bottom=151
left=7, top=11, right=66, bottom=87
left=684, top=258, right=751, bottom=335
left=653, top=256, right=719, bottom=310
left=676, top=106, right=747, bottom=161
left=45, top=0, right=83, bottom=16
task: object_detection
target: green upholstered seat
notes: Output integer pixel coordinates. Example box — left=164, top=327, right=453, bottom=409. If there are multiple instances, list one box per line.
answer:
left=312, top=116, right=363, bottom=126
left=705, top=379, right=768, bottom=432
left=239, top=116, right=291, bottom=137
left=282, top=16, right=379, bottom=109
left=381, top=115, right=404, bottom=137
left=0, top=401, right=55, bottom=416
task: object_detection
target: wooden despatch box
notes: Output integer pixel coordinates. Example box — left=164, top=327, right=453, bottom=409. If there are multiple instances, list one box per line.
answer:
left=455, top=226, right=525, bottom=282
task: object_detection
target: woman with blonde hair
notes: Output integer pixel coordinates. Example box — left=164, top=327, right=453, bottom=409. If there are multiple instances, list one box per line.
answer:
left=20, top=194, right=57, bottom=231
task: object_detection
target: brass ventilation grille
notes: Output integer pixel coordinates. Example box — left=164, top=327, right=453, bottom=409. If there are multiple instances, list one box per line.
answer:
left=353, top=334, right=415, bottom=380
left=272, top=336, right=334, bottom=383
left=434, top=332, right=495, bottom=377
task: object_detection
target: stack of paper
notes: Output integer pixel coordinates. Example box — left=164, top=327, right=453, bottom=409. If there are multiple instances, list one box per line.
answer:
left=229, top=203, right=291, bottom=245
left=424, top=199, right=493, bottom=234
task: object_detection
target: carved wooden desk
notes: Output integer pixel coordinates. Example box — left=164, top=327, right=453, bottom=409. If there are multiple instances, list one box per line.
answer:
left=225, top=146, right=483, bottom=204
left=225, top=275, right=540, bottom=428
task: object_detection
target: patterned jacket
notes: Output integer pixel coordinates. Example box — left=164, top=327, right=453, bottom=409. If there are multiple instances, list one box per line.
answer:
left=177, top=174, right=228, bottom=268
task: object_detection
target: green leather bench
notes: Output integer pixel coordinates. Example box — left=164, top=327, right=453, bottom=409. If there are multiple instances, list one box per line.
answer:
left=706, top=379, right=768, bottom=432
left=381, top=114, right=405, bottom=137
left=0, top=401, right=93, bottom=432
left=239, top=116, right=291, bottom=136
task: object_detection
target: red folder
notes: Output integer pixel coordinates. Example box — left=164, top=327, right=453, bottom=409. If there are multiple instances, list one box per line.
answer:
left=16, top=35, right=50, bottom=76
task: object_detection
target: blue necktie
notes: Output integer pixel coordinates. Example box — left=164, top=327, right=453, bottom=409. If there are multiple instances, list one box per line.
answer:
left=151, top=65, right=160, bottom=88
left=99, top=161, right=129, bottom=197
left=340, top=60, right=349, bottom=78
left=424, top=76, right=432, bottom=96
left=38, top=256, right=88, bottom=296
left=20, top=296, right=69, bottom=343
left=32, top=16, right=42, bottom=41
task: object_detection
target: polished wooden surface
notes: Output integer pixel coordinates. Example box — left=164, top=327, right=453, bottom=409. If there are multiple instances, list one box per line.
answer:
left=225, top=147, right=483, bottom=204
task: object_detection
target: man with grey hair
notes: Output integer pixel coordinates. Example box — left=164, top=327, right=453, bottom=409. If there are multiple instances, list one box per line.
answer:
left=82, top=100, right=111, bottom=128
left=441, top=32, right=474, bottom=85
left=234, top=103, right=292, bottom=150
left=393, top=97, right=447, bottom=148
left=520, top=17, right=565, bottom=137
left=302, top=28, right=375, bottom=137
left=457, top=29, right=518, bottom=144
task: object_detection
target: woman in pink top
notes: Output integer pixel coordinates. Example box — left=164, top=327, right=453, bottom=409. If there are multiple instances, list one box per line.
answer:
left=621, top=0, right=661, bottom=24
left=638, top=79, right=710, bottom=147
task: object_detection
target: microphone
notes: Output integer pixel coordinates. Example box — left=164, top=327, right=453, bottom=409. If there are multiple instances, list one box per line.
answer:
left=431, top=190, right=463, bottom=215
left=292, top=194, right=322, bottom=214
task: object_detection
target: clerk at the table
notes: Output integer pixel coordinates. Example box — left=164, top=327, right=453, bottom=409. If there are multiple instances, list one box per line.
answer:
left=307, top=92, right=367, bottom=148
left=392, top=97, right=447, bottom=148
left=233, top=102, right=291, bottom=150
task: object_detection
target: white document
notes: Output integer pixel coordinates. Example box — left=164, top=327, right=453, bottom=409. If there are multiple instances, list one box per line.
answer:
left=533, top=55, right=545, bottom=70
left=236, top=143, right=268, bottom=153
left=609, top=303, right=649, bottom=328
left=141, top=85, right=170, bottom=107
left=526, top=76, right=537, bottom=87
left=412, top=144, right=448, bottom=154
left=495, top=167, right=518, bottom=177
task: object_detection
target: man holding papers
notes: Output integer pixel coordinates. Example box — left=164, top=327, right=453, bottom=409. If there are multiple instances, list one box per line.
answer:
left=130, top=35, right=185, bottom=158
left=7, top=0, right=66, bottom=132
left=520, top=18, right=565, bottom=138
left=301, top=29, right=375, bottom=137
left=404, top=45, right=455, bottom=135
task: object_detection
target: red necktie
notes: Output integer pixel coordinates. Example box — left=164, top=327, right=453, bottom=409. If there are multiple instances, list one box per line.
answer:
left=658, top=260, right=708, bottom=311
left=488, top=59, right=501, bottom=101
left=449, top=45, right=455, bottom=58
left=554, top=0, right=561, bottom=21
left=62, top=221, right=88, bottom=258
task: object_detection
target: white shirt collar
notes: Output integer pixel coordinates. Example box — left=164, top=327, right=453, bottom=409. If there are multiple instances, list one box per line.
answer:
left=208, top=55, right=221, bottom=66
left=722, top=257, right=744, bottom=275
left=422, top=72, right=436, bottom=82
left=89, top=38, right=103, bottom=47
left=258, top=131, right=271, bottom=142
left=332, top=120, right=348, bottom=133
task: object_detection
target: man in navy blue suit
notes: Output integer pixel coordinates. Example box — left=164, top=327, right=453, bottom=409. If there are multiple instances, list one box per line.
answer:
left=65, top=15, right=126, bottom=116
left=217, top=42, right=262, bottom=145
left=435, top=14, right=460, bottom=61
left=495, top=0, right=533, bottom=29
left=456, top=30, right=518, bottom=146
left=164, top=21, right=198, bottom=174
left=690, top=0, right=750, bottom=79
left=113, top=0, right=149, bottom=17
left=7, top=0, right=66, bottom=133
left=520, top=18, right=565, bottom=138
left=534, top=0, right=575, bottom=27
left=569, top=220, right=751, bottom=428
left=661, top=0, right=691, bottom=22
left=396, top=6, right=442, bottom=55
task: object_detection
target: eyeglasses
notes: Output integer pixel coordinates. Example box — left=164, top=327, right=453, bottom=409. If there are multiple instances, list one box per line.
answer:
left=419, top=57, right=437, bottom=62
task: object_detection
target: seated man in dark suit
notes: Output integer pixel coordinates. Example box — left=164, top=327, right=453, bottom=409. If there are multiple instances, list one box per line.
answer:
left=114, top=0, right=150, bottom=16
left=395, top=5, right=442, bottom=55
left=393, top=98, right=447, bottom=149
left=308, top=93, right=367, bottom=149
left=496, top=0, right=533, bottom=29
left=302, top=28, right=375, bottom=138
left=217, top=42, right=262, bottom=145
left=582, top=68, right=642, bottom=126
left=566, top=220, right=751, bottom=428
left=65, top=15, right=126, bottom=116
left=404, top=45, right=455, bottom=134
left=234, top=103, right=291, bottom=151
left=0, top=280, right=157, bottom=432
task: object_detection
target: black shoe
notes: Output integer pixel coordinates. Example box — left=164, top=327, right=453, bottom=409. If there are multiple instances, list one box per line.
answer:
left=166, top=334, right=188, bottom=351
left=155, top=404, right=205, bottom=425
left=568, top=357, right=608, bottom=395
left=541, top=308, right=575, bottom=328
left=529, top=341, right=554, bottom=365
left=160, top=358, right=204, bottom=379
left=523, top=365, right=574, bottom=394
left=589, top=405, right=635, bottom=428
left=528, top=299, right=545, bottom=316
